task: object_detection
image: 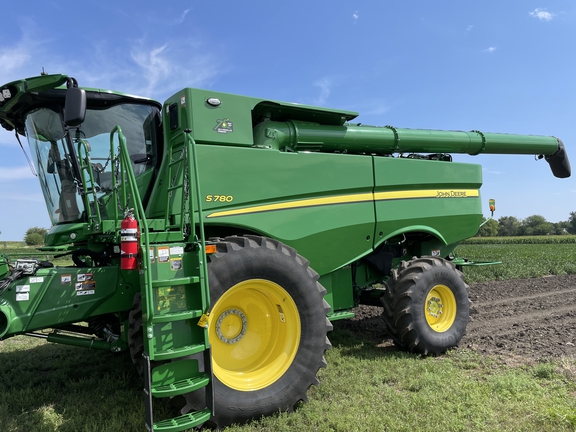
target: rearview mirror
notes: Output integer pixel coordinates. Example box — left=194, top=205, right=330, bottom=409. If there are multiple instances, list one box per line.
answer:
left=64, top=86, right=86, bottom=127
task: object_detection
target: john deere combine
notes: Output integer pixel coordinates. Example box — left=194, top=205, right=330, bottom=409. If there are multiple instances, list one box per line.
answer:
left=0, top=74, right=570, bottom=430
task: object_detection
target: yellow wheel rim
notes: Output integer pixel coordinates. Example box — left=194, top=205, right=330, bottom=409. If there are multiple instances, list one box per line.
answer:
left=209, top=279, right=301, bottom=391
left=425, top=284, right=457, bottom=333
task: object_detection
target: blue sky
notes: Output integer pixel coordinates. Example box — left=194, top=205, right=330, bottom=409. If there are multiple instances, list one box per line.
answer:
left=0, top=1, right=574, bottom=240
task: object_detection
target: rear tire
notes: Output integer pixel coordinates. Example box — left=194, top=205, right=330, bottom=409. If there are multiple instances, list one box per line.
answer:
left=127, top=293, right=145, bottom=376
left=182, top=235, right=332, bottom=428
left=381, top=256, right=470, bottom=355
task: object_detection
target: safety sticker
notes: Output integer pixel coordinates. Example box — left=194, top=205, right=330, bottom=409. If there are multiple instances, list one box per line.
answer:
left=158, top=247, right=170, bottom=263
left=149, top=247, right=155, bottom=263
left=77, top=273, right=94, bottom=282
left=0, top=88, right=11, bottom=102
left=61, top=274, right=72, bottom=284
left=170, top=258, right=182, bottom=271
left=29, top=277, right=44, bottom=283
left=16, top=285, right=30, bottom=293
left=197, top=314, right=209, bottom=328
left=170, top=246, right=184, bottom=256
left=431, top=249, right=441, bottom=257
left=77, top=290, right=95, bottom=296
left=76, top=281, right=96, bottom=290
left=16, top=293, right=29, bottom=301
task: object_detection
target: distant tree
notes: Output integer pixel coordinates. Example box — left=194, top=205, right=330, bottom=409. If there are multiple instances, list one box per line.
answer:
left=24, top=227, right=47, bottom=246
left=497, top=216, right=521, bottom=236
left=477, top=218, right=498, bottom=237
left=520, top=215, right=554, bottom=236
left=553, top=220, right=570, bottom=235
left=568, top=212, right=576, bottom=234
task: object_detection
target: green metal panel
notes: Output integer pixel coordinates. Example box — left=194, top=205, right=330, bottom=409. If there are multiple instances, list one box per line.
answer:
left=184, top=88, right=257, bottom=147
left=0, top=266, right=136, bottom=336
left=319, top=266, right=355, bottom=312
left=195, top=146, right=375, bottom=276
left=373, top=157, right=483, bottom=247
left=144, top=245, right=208, bottom=360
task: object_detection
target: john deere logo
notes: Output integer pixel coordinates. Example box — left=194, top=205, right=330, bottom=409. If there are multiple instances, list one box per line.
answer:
left=214, top=118, right=233, bottom=134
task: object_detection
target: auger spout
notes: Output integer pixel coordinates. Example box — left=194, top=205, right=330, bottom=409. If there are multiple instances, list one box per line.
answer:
left=253, top=121, right=571, bottom=178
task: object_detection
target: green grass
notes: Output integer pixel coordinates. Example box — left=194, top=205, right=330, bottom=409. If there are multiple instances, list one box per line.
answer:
left=0, top=241, right=72, bottom=266
left=1, top=241, right=53, bottom=260
left=455, top=242, right=576, bottom=283
left=0, top=241, right=26, bottom=248
left=463, top=235, right=576, bottom=244
left=1, top=330, right=575, bottom=432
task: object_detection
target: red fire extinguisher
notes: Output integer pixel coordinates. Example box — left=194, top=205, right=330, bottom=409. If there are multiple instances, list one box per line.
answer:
left=120, top=212, right=139, bottom=270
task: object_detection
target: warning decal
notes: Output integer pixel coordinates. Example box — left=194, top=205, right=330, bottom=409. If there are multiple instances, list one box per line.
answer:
left=158, top=247, right=170, bottom=263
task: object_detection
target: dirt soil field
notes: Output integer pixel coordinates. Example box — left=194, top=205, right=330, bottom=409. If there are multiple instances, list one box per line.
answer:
left=336, top=274, right=576, bottom=360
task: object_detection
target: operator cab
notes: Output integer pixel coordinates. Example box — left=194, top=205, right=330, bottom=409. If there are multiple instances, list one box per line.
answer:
left=22, top=84, right=162, bottom=226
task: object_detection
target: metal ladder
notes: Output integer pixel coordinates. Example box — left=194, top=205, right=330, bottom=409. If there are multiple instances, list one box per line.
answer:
left=113, top=128, right=213, bottom=431
left=141, top=240, right=213, bottom=431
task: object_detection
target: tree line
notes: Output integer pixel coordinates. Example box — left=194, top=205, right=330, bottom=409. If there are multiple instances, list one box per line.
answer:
left=477, top=212, right=576, bottom=237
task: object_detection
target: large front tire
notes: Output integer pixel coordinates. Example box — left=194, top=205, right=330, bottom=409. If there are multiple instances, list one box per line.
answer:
left=381, top=256, right=470, bottom=355
left=183, top=235, right=332, bottom=428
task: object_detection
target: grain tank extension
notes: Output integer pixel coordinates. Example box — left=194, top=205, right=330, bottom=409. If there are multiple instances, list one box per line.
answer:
left=0, top=74, right=570, bottom=430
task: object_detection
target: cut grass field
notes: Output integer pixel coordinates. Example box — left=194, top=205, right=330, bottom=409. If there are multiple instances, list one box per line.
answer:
left=1, top=240, right=575, bottom=431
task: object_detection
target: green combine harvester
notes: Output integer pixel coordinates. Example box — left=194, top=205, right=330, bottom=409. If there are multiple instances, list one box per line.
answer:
left=0, top=74, right=570, bottom=430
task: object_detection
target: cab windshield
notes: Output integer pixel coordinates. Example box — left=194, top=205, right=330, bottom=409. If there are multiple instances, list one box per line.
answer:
left=25, top=103, right=159, bottom=225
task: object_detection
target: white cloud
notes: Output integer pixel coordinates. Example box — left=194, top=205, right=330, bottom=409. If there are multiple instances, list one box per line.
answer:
left=313, top=77, right=332, bottom=105
left=0, top=20, right=223, bottom=107
left=117, top=38, right=218, bottom=98
left=175, top=8, right=191, bottom=24
left=353, top=11, right=359, bottom=24
left=529, top=8, right=555, bottom=21
left=466, top=25, right=473, bottom=32
left=0, top=129, right=18, bottom=146
left=0, top=18, right=222, bottom=102
left=131, top=44, right=171, bottom=96
left=0, top=191, right=44, bottom=202
left=483, top=167, right=503, bottom=175
left=483, top=47, right=497, bottom=53
left=356, top=99, right=390, bottom=118
left=0, top=23, right=47, bottom=81
left=67, top=37, right=222, bottom=101
left=0, top=165, right=36, bottom=181
left=0, top=46, right=30, bottom=75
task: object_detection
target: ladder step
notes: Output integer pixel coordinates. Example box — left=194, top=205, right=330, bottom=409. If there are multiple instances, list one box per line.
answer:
left=167, top=184, right=183, bottom=192
left=153, top=344, right=206, bottom=361
left=152, top=277, right=199, bottom=288
left=168, top=158, right=184, bottom=168
left=151, top=309, right=203, bottom=323
left=164, top=225, right=181, bottom=231
left=152, top=372, right=210, bottom=398
left=152, top=408, right=211, bottom=432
